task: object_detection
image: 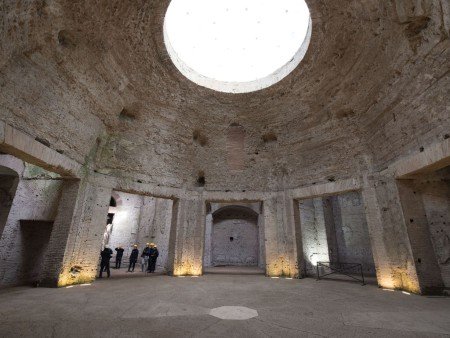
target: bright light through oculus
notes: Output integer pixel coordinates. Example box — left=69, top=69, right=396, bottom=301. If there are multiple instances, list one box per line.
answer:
left=164, top=0, right=311, bottom=93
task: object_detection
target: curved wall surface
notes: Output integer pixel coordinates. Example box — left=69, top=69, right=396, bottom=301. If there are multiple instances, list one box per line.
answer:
left=0, top=0, right=449, bottom=294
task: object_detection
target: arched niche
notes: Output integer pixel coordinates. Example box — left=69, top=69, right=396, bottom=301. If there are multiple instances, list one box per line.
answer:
left=208, top=205, right=261, bottom=267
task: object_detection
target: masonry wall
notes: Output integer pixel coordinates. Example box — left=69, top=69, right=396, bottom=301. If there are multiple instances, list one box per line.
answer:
left=106, top=191, right=173, bottom=271
left=417, top=175, right=450, bottom=288
left=331, top=192, right=376, bottom=275
left=298, top=198, right=330, bottom=276
left=0, top=160, right=63, bottom=287
left=204, top=202, right=265, bottom=269
left=362, top=175, right=422, bottom=293
left=211, top=210, right=259, bottom=266
left=168, top=198, right=205, bottom=276
left=264, top=194, right=301, bottom=278
left=0, top=171, right=18, bottom=238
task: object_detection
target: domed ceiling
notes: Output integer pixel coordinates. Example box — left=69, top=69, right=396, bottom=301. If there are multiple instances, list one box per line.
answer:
left=0, top=0, right=448, bottom=191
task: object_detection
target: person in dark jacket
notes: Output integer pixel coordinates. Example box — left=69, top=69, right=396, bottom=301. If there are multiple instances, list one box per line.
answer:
left=128, top=245, right=139, bottom=272
left=141, top=243, right=151, bottom=272
left=99, top=246, right=113, bottom=278
left=147, top=243, right=159, bottom=273
left=114, top=246, right=124, bottom=269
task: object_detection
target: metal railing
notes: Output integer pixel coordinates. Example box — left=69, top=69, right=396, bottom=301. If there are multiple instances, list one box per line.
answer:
left=316, top=262, right=365, bottom=285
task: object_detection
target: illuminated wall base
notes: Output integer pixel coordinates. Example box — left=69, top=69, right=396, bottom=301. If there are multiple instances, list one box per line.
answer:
left=266, top=256, right=299, bottom=278
left=376, top=267, right=421, bottom=294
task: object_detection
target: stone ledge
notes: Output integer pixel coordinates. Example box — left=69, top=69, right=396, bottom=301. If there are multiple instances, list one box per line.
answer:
left=0, top=121, right=82, bottom=178
left=394, top=139, right=450, bottom=178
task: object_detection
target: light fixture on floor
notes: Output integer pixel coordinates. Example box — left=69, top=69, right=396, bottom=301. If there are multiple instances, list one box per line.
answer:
left=382, top=288, right=394, bottom=292
left=402, top=291, right=411, bottom=295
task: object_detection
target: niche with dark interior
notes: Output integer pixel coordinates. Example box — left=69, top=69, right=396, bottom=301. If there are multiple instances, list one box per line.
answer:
left=19, top=220, right=54, bottom=286
left=197, top=171, right=206, bottom=187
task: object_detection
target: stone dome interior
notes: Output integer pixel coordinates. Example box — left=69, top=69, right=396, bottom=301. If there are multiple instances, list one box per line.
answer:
left=1, top=0, right=448, bottom=192
left=1, top=0, right=450, bottom=313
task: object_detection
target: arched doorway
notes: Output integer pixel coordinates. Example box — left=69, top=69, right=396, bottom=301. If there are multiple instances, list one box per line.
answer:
left=210, top=205, right=259, bottom=267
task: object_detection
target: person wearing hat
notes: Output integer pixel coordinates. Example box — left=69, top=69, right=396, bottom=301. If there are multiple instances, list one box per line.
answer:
left=147, top=243, right=159, bottom=273
left=141, top=243, right=151, bottom=272
left=99, top=246, right=113, bottom=278
left=114, top=246, right=124, bottom=269
left=127, top=245, right=139, bottom=272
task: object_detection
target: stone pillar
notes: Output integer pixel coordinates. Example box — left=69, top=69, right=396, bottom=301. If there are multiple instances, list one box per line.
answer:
left=396, top=179, right=444, bottom=294
left=167, top=197, right=205, bottom=276
left=39, top=178, right=112, bottom=287
left=203, top=211, right=213, bottom=268
left=263, top=193, right=302, bottom=278
left=362, top=175, right=421, bottom=293
left=257, top=208, right=266, bottom=270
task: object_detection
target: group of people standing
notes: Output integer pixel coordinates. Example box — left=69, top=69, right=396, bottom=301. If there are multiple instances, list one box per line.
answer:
left=99, top=243, right=159, bottom=278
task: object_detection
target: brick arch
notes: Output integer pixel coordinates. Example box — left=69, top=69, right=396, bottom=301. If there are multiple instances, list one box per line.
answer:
left=212, top=205, right=259, bottom=222
left=210, top=205, right=260, bottom=267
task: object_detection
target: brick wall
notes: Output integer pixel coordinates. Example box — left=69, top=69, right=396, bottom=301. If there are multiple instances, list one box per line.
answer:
left=331, top=192, right=376, bottom=275
left=0, top=158, right=63, bottom=287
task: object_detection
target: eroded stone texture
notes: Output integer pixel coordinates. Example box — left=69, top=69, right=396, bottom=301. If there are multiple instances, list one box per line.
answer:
left=299, top=198, right=330, bottom=276
left=204, top=203, right=265, bottom=269
left=211, top=209, right=259, bottom=266
left=362, top=175, right=422, bottom=293
left=1, top=0, right=447, bottom=192
left=406, top=167, right=450, bottom=289
left=421, top=179, right=450, bottom=287
left=330, top=192, right=376, bottom=276
left=0, top=0, right=448, bottom=294
left=168, top=198, right=205, bottom=276
left=264, top=194, right=301, bottom=278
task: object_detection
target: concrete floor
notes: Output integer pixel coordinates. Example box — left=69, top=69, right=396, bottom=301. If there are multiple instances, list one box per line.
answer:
left=204, top=266, right=265, bottom=275
left=0, top=273, right=449, bottom=337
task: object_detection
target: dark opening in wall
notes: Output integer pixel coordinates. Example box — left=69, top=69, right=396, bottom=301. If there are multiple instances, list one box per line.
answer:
left=119, top=108, right=137, bottom=121
left=35, top=137, right=50, bottom=147
left=110, top=197, right=117, bottom=207
left=229, top=237, right=234, bottom=242
left=193, top=130, right=208, bottom=146
left=57, top=30, right=76, bottom=48
left=404, top=16, right=430, bottom=38
left=262, top=132, right=278, bottom=143
left=107, top=213, right=115, bottom=225
left=19, top=220, right=54, bottom=286
left=197, top=171, right=206, bottom=187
